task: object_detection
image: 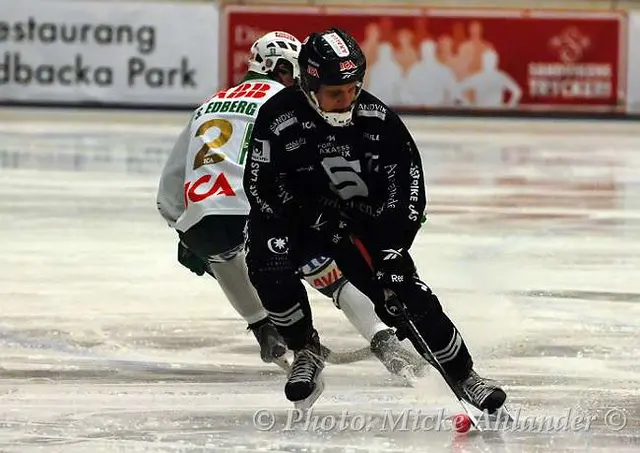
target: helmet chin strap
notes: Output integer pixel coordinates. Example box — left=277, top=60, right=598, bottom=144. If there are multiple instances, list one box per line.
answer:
left=305, top=90, right=355, bottom=128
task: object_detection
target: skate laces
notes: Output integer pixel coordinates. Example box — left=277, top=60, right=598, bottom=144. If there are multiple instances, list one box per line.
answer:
left=289, top=349, right=323, bottom=384
left=461, top=371, right=497, bottom=404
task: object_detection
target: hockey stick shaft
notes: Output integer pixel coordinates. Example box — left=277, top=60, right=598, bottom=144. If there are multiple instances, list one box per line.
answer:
left=320, top=344, right=373, bottom=364
left=273, top=345, right=371, bottom=373
left=350, top=236, right=482, bottom=431
left=203, top=266, right=373, bottom=365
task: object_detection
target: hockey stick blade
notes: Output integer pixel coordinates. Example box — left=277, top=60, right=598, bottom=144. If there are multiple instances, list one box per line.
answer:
left=320, top=344, right=373, bottom=364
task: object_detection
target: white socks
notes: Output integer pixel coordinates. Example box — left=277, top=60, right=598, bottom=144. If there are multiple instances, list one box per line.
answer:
left=335, top=282, right=389, bottom=342
left=209, top=251, right=267, bottom=324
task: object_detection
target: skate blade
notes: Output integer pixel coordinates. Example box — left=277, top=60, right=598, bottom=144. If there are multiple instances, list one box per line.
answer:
left=272, top=356, right=290, bottom=372
left=461, top=405, right=515, bottom=432
left=293, top=376, right=325, bottom=411
left=482, top=405, right=515, bottom=427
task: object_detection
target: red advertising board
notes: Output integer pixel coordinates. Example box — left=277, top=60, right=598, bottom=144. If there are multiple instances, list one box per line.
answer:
left=221, top=6, right=624, bottom=112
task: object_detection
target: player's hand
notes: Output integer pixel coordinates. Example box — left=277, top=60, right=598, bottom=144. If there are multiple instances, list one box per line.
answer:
left=373, top=248, right=416, bottom=292
left=177, top=241, right=207, bottom=276
left=371, top=290, right=404, bottom=327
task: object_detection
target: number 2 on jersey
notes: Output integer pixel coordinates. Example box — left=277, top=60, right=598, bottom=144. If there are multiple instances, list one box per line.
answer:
left=193, top=119, right=254, bottom=169
left=193, top=119, right=232, bottom=170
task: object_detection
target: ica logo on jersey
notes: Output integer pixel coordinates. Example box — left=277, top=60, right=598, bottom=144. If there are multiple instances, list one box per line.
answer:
left=183, top=173, right=235, bottom=207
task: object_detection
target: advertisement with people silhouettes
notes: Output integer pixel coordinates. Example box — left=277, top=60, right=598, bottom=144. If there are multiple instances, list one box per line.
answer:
left=223, top=6, right=623, bottom=113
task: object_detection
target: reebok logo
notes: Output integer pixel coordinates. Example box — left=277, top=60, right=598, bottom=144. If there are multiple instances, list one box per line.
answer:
left=381, top=249, right=403, bottom=260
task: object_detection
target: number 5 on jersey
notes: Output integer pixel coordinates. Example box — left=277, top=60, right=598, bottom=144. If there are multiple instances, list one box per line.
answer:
left=321, top=156, right=369, bottom=199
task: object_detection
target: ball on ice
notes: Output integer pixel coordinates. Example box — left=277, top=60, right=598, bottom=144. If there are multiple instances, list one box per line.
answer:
left=453, top=413, right=471, bottom=433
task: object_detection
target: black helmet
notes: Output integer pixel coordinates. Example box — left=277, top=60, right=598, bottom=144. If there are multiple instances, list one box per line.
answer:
left=298, top=28, right=366, bottom=127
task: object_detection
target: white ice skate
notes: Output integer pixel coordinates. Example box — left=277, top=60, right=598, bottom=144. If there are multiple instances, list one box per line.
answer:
left=370, top=328, right=428, bottom=386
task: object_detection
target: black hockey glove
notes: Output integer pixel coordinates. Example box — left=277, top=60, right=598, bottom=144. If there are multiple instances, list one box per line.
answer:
left=370, top=248, right=417, bottom=334
left=177, top=241, right=207, bottom=276
left=373, top=247, right=417, bottom=294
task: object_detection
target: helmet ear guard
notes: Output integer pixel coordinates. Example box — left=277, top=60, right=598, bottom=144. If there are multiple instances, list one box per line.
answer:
left=298, top=28, right=367, bottom=127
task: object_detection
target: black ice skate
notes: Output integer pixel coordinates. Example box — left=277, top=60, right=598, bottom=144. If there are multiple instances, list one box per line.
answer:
left=284, top=333, right=325, bottom=410
left=249, top=320, right=288, bottom=367
left=370, top=328, right=427, bottom=383
left=457, top=369, right=507, bottom=414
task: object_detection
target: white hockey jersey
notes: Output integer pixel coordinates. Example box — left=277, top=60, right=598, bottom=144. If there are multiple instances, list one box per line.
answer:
left=157, top=78, right=285, bottom=232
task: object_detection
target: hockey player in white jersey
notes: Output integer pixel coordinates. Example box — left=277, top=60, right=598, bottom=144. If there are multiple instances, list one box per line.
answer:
left=156, top=31, right=426, bottom=380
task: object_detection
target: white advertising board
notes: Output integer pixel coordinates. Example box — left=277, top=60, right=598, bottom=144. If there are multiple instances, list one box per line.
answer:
left=0, top=1, right=220, bottom=106
left=627, top=12, right=640, bottom=113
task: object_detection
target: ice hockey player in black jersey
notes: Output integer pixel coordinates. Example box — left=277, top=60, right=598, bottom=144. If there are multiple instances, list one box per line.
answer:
left=243, top=28, right=507, bottom=411
left=158, top=30, right=427, bottom=381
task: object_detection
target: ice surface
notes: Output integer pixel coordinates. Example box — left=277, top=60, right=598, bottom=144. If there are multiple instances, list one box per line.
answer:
left=0, top=111, right=638, bottom=452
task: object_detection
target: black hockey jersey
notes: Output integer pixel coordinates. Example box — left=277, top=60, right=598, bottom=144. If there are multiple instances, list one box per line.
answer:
left=243, top=87, right=427, bottom=254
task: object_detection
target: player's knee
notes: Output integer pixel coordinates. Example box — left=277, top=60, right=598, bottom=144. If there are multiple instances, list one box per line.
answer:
left=208, top=243, right=244, bottom=263
left=201, top=244, right=244, bottom=278
left=246, top=251, right=293, bottom=293
left=300, top=256, right=346, bottom=304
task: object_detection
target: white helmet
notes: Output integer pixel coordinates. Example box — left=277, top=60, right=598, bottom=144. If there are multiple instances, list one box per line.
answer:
left=248, top=31, right=301, bottom=80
